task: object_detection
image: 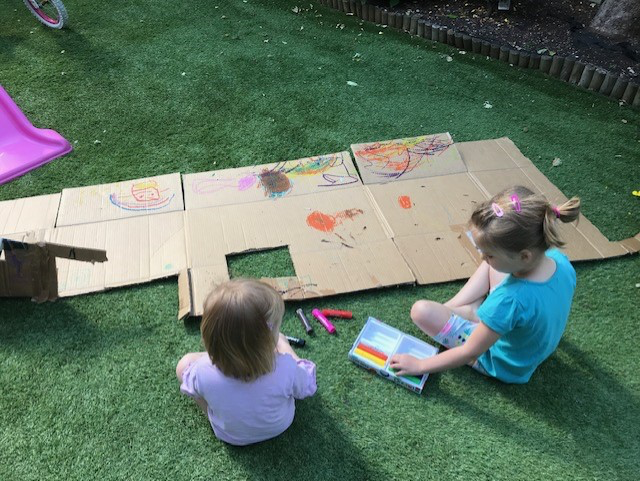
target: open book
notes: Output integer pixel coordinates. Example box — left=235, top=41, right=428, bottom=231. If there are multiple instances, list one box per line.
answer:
left=348, top=317, right=439, bottom=394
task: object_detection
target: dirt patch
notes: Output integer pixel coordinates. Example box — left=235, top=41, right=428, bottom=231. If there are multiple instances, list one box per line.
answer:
left=379, top=0, right=639, bottom=79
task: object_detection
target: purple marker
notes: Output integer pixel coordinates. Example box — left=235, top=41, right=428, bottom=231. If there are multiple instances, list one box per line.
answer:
left=312, top=308, right=336, bottom=334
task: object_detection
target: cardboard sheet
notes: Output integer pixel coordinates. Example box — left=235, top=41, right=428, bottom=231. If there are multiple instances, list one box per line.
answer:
left=48, top=211, right=188, bottom=296
left=0, top=193, right=60, bottom=234
left=180, top=186, right=415, bottom=315
left=0, top=134, right=636, bottom=318
left=351, top=133, right=467, bottom=184
left=182, top=151, right=360, bottom=209
left=57, top=173, right=184, bottom=227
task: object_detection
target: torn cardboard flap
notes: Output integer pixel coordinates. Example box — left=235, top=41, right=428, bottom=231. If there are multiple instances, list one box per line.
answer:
left=0, top=237, right=106, bottom=302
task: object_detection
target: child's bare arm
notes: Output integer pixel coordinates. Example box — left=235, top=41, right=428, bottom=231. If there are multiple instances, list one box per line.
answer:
left=276, top=333, right=301, bottom=361
left=390, top=322, right=500, bottom=376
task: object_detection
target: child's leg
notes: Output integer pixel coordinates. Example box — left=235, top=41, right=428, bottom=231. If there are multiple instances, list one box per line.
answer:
left=411, top=300, right=477, bottom=351
left=176, top=352, right=209, bottom=413
left=410, top=300, right=457, bottom=338
left=443, top=299, right=482, bottom=323
left=441, top=261, right=491, bottom=322
left=411, top=301, right=489, bottom=374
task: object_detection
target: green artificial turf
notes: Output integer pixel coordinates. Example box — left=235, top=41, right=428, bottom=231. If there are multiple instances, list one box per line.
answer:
left=1, top=1, right=639, bottom=479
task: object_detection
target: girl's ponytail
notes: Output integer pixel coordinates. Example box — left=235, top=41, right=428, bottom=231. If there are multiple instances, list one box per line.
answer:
left=543, top=197, right=581, bottom=248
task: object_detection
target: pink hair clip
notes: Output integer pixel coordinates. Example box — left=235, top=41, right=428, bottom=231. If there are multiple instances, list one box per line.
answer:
left=510, top=194, right=521, bottom=213
left=492, top=203, right=504, bottom=217
left=552, top=206, right=561, bottom=218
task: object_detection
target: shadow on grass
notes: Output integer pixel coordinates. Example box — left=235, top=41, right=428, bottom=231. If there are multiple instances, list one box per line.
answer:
left=0, top=299, right=100, bottom=357
left=431, top=338, right=639, bottom=478
left=221, top=394, right=377, bottom=480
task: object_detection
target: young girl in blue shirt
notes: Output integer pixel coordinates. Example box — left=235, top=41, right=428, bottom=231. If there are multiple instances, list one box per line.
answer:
left=390, top=185, right=581, bottom=383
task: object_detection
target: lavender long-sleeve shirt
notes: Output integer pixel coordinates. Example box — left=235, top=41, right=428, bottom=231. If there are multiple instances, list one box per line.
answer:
left=180, top=353, right=317, bottom=445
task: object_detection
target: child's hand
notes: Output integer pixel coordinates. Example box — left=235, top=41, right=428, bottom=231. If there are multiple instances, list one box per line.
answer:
left=389, top=354, right=425, bottom=376
left=276, top=332, right=301, bottom=361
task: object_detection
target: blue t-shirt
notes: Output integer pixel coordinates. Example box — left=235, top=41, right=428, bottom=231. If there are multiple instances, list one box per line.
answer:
left=476, top=249, right=576, bottom=383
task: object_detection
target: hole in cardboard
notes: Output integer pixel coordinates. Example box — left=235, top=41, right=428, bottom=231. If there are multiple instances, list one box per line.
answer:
left=226, top=246, right=296, bottom=279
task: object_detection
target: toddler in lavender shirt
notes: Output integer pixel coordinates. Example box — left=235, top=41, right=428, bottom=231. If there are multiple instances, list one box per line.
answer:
left=176, top=279, right=317, bottom=446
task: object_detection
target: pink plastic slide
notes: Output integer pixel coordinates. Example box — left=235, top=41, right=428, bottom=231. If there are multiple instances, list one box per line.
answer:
left=0, top=85, right=72, bottom=185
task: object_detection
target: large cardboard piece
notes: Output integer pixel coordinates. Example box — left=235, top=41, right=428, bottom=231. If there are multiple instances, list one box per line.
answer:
left=0, top=237, right=106, bottom=302
left=0, top=134, right=636, bottom=318
left=182, top=151, right=361, bottom=209
left=57, top=173, right=184, bottom=227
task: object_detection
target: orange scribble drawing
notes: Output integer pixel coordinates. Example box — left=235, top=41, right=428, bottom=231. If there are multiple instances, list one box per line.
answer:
left=306, top=208, right=364, bottom=232
left=355, top=135, right=452, bottom=180
left=398, top=195, right=412, bottom=209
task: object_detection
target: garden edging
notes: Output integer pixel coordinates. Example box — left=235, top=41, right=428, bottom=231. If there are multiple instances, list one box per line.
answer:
left=318, top=0, right=640, bottom=108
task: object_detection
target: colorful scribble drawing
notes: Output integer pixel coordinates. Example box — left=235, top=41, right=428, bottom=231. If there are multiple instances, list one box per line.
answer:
left=191, top=153, right=359, bottom=200
left=355, top=135, right=452, bottom=179
left=258, top=169, right=293, bottom=199
left=279, top=153, right=359, bottom=188
left=191, top=174, right=258, bottom=195
left=109, top=180, right=175, bottom=211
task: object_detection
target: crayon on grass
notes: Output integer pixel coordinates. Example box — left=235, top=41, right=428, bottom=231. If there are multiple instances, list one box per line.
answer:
left=311, top=308, right=336, bottom=334
left=285, top=335, right=306, bottom=347
left=321, top=309, right=353, bottom=319
left=295, top=308, right=314, bottom=334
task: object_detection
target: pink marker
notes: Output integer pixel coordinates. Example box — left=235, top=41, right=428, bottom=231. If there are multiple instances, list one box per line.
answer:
left=312, top=308, right=336, bottom=334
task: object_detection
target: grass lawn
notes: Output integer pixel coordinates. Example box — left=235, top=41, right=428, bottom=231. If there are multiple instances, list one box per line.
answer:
left=1, top=1, right=639, bottom=479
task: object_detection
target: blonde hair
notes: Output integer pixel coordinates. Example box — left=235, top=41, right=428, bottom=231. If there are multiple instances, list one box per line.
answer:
left=201, top=279, right=285, bottom=382
left=470, top=185, right=581, bottom=254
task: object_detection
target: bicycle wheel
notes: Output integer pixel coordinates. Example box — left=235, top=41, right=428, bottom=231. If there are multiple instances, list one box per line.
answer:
left=23, top=0, right=68, bottom=29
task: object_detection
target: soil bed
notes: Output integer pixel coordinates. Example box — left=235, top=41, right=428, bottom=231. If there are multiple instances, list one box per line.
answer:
left=378, top=0, right=639, bottom=79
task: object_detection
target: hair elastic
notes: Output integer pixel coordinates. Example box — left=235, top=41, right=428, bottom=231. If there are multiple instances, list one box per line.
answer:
left=552, top=206, right=561, bottom=218
left=510, top=194, right=521, bottom=213
left=492, top=203, right=504, bottom=217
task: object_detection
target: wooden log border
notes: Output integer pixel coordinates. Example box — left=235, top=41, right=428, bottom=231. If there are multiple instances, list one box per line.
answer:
left=319, top=3, right=639, bottom=108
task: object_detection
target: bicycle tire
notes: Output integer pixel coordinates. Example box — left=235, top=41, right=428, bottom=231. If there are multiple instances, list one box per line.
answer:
left=23, top=0, right=68, bottom=29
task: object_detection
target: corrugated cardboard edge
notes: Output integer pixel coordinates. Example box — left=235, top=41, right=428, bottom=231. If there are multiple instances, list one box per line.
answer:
left=619, top=233, right=640, bottom=254
left=177, top=269, right=193, bottom=320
